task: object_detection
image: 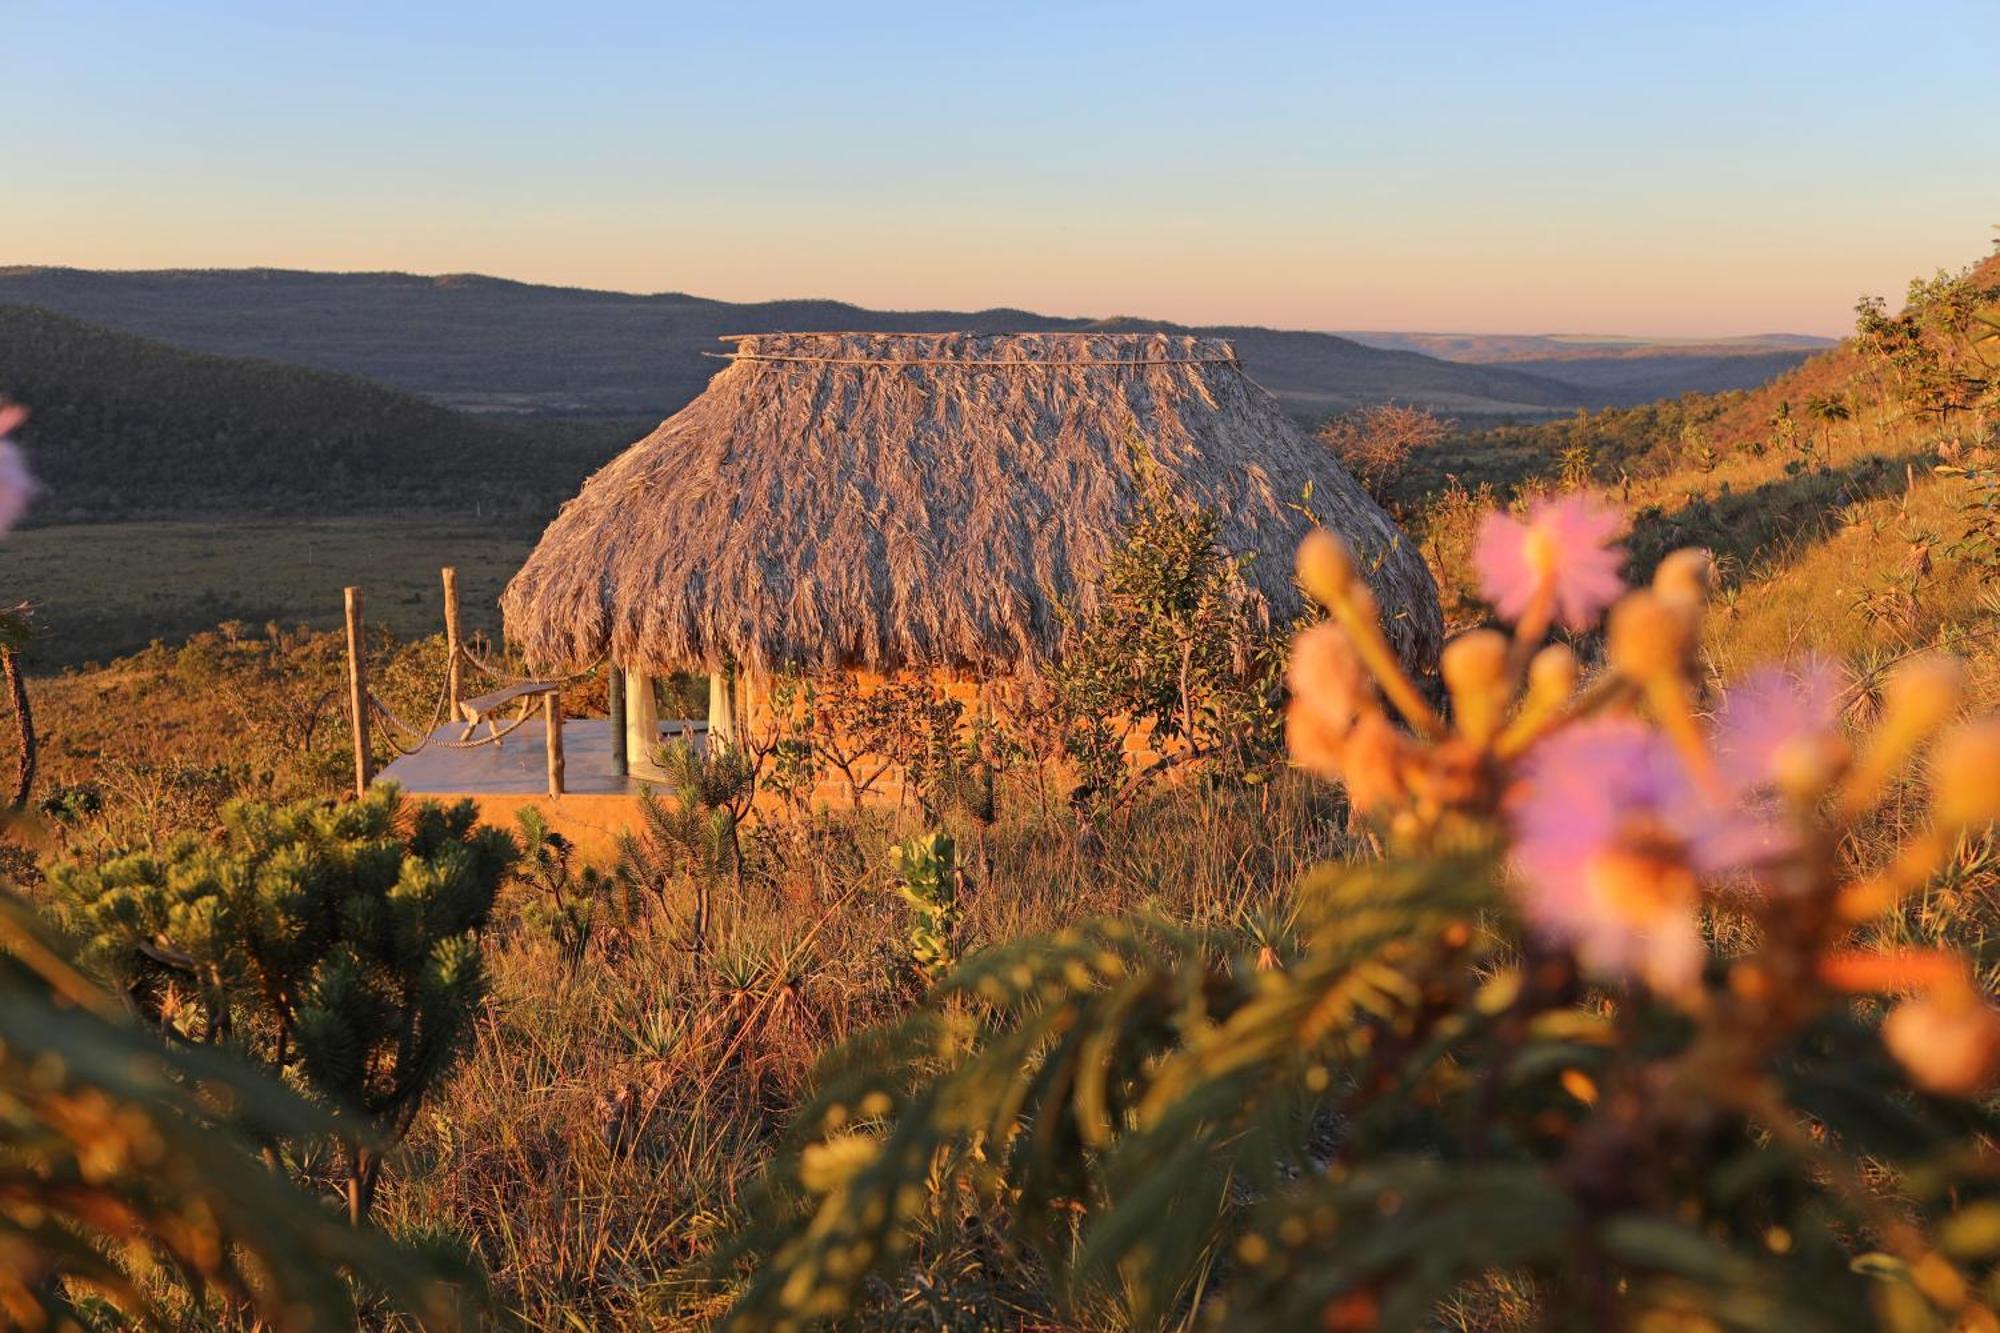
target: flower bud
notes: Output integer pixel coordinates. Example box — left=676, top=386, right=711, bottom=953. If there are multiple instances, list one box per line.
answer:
left=1441, top=630, right=1508, bottom=746
left=1297, top=530, right=1355, bottom=609
left=1931, top=718, right=2000, bottom=830
left=1345, top=582, right=1380, bottom=624
left=1652, top=548, right=1714, bottom=610
left=1285, top=700, right=1346, bottom=778
left=1770, top=734, right=1849, bottom=803
left=1882, top=994, right=2000, bottom=1097
left=1527, top=644, right=1577, bottom=705
left=1881, top=655, right=1964, bottom=740
left=1606, top=590, right=1692, bottom=682
left=1442, top=630, right=1507, bottom=691
left=1340, top=711, right=1409, bottom=815
left=1286, top=624, right=1373, bottom=779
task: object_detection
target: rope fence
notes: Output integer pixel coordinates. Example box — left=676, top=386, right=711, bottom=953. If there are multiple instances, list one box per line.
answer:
left=343, top=571, right=601, bottom=799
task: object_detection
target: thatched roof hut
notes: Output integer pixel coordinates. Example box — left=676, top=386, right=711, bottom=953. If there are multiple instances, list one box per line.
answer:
left=501, top=331, right=1441, bottom=680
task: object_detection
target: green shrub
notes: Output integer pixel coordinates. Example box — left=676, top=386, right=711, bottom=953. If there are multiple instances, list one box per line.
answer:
left=0, top=885, right=473, bottom=1328
left=50, top=784, right=517, bottom=1223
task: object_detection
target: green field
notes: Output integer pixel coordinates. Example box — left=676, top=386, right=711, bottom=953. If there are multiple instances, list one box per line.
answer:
left=0, top=516, right=542, bottom=668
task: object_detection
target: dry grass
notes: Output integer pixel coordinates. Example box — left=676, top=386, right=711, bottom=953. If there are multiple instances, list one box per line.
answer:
left=9, top=630, right=1348, bottom=1326
left=375, top=773, right=1351, bottom=1328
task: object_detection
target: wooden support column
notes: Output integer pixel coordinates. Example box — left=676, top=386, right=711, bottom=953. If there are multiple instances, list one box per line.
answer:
left=344, top=586, right=372, bottom=799
left=607, top=664, right=628, bottom=776
left=543, top=692, right=565, bottom=797
left=441, top=566, right=462, bottom=722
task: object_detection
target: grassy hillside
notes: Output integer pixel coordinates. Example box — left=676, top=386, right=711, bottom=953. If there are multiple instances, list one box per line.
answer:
left=0, top=304, right=631, bottom=522
left=0, top=266, right=1599, bottom=420
left=0, top=517, right=532, bottom=668
left=1404, top=250, right=2000, bottom=674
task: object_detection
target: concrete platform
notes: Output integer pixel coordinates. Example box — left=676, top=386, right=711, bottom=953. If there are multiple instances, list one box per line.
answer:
left=379, top=716, right=637, bottom=797
left=377, top=717, right=702, bottom=861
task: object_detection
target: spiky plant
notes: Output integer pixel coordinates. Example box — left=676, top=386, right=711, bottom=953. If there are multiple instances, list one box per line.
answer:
left=617, top=736, right=757, bottom=965
left=516, top=805, right=616, bottom=969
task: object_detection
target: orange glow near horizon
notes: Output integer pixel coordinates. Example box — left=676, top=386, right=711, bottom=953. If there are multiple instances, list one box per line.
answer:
left=7, top=3, right=1994, bottom=339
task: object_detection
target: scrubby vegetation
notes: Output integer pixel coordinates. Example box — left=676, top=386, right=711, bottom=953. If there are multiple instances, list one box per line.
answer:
left=1, top=245, right=1999, bottom=1329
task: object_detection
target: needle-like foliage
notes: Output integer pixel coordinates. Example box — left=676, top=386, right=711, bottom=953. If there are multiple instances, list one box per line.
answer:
left=49, top=785, right=517, bottom=1224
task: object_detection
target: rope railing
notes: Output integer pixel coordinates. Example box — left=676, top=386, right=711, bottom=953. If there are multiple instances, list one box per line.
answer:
left=342, top=570, right=598, bottom=797
left=454, top=640, right=604, bottom=689
left=367, top=690, right=541, bottom=754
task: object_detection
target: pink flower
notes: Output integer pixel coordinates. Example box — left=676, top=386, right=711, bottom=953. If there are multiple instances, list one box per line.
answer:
left=1507, top=718, right=1744, bottom=995
left=1711, top=658, right=1847, bottom=796
left=1475, top=496, right=1626, bottom=631
left=0, top=404, right=33, bottom=534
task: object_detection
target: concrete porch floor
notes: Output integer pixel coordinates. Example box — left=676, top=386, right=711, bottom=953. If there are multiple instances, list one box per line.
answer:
left=376, top=717, right=704, bottom=860
left=379, top=716, right=646, bottom=797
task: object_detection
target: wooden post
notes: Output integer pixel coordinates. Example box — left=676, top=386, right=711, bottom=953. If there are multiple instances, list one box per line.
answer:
left=344, top=586, right=372, bottom=798
left=607, top=665, right=627, bottom=776
left=543, top=691, right=565, bottom=797
left=441, top=566, right=462, bottom=723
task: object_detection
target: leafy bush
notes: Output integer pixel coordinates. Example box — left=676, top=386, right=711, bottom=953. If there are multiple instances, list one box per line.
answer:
left=885, top=830, right=960, bottom=984
left=1017, top=490, right=1282, bottom=806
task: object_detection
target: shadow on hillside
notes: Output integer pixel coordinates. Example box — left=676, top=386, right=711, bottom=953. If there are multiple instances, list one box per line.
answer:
left=1625, top=451, right=1935, bottom=587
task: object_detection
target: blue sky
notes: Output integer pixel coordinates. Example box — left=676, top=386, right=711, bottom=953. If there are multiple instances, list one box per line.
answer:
left=5, top=0, right=1995, bottom=334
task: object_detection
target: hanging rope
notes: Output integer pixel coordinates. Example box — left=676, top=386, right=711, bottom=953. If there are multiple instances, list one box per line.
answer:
left=434, top=708, right=539, bottom=750
left=455, top=641, right=605, bottom=688
left=366, top=698, right=430, bottom=757
left=368, top=692, right=542, bottom=753
left=361, top=663, right=454, bottom=757
left=353, top=635, right=602, bottom=760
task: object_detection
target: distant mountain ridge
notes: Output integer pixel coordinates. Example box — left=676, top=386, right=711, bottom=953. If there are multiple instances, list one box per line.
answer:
left=1337, top=329, right=1834, bottom=403
left=1337, top=330, right=1835, bottom=361
left=0, top=266, right=1767, bottom=424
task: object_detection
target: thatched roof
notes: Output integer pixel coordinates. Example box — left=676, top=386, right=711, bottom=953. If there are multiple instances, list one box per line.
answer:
left=501, top=332, right=1442, bottom=678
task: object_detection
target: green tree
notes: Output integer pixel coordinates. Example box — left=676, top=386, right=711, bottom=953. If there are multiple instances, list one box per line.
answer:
left=616, top=736, right=757, bottom=966
left=50, top=786, right=517, bottom=1223
left=1039, top=489, right=1278, bottom=805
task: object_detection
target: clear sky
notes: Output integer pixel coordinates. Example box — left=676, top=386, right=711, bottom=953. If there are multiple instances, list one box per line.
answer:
left=5, top=0, right=1995, bottom=336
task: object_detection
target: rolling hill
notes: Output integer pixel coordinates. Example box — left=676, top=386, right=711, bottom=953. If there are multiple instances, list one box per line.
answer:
left=0, top=304, right=627, bottom=523
left=0, top=267, right=1605, bottom=422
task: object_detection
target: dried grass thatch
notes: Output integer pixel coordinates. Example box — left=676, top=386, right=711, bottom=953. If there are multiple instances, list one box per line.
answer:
left=502, top=332, right=1442, bottom=678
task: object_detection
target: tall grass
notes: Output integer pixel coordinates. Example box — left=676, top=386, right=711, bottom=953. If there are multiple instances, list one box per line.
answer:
left=370, top=773, right=1350, bottom=1327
